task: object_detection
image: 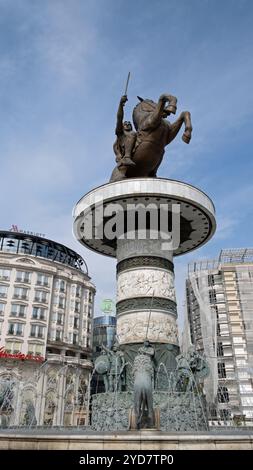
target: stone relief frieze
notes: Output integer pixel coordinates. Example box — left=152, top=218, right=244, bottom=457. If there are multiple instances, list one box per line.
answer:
left=117, top=269, right=175, bottom=301
left=117, top=312, right=179, bottom=345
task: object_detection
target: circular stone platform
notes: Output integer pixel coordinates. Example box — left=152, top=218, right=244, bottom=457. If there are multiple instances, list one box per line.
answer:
left=73, top=178, right=216, bottom=257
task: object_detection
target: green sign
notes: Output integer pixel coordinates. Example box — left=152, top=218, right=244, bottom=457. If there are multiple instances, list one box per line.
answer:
left=100, top=299, right=114, bottom=313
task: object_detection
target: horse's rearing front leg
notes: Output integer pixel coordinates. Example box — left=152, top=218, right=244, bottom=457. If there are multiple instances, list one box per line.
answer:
left=167, top=111, right=192, bottom=145
left=181, top=111, right=192, bottom=144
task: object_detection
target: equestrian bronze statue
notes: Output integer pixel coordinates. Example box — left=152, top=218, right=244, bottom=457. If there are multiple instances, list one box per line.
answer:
left=110, top=93, right=192, bottom=182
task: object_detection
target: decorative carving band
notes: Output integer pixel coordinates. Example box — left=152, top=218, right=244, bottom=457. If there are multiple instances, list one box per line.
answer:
left=117, top=256, right=174, bottom=274
left=117, top=311, right=179, bottom=345
left=116, top=297, right=177, bottom=315
left=117, top=268, right=175, bottom=302
left=116, top=239, right=173, bottom=262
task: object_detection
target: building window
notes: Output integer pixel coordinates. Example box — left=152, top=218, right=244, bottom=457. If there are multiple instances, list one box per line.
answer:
left=37, top=273, right=49, bottom=287
left=217, top=342, right=224, bottom=357
left=13, top=287, right=28, bottom=300
left=0, top=302, right=5, bottom=315
left=76, top=285, right=81, bottom=297
left=58, top=297, right=65, bottom=309
left=16, top=271, right=31, bottom=283
left=88, top=291, right=93, bottom=303
left=30, top=325, right=36, bottom=337
left=83, top=304, right=87, bottom=314
left=73, top=333, right=78, bottom=345
left=219, top=409, right=231, bottom=421
left=8, top=322, right=24, bottom=336
left=74, top=301, right=80, bottom=313
left=28, top=343, right=43, bottom=356
left=37, top=326, right=44, bottom=338
left=5, top=341, right=22, bottom=353
left=11, top=304, right=26, bottom=318
left=218, top=362, right=226, bottom=378
left=82, top=289, right=87, bottom=301
left=88, top=305, right=93, bottom=318
left=216, top=293, right=225, bottom=302
left=74, top=317, right=79, bottom=329
left=55, top=330, right=62, bottom=342
left=34, top=290, right=48, bottom=303
left=218, top=386, right=229, bottom=403
left=2, top=237, right=17, bottom=252
left=32, top=307, right=46, bottom=320
left=56, top=279, right=65, bottom=292
left=57, top=313, right=63, bottom=325
left=0, top=284, right=8, bottom=298
left=0, top=268, right=11, bottom=281
left=30, top=324, right=45, bottom=338
left=209, top=290, right=217, bottom=304
left=54, top=295, right=65, bottom=309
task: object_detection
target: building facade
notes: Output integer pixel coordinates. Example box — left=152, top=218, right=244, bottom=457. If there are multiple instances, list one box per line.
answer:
left=0, top=230, right=95, bottom=426
left=185, top=249, right=253, bottom=424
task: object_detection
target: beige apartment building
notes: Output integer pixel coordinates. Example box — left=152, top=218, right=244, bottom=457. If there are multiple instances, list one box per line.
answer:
left=0, top=230, right=95, bottom=427
left=185, top=249, right=253, bottom=424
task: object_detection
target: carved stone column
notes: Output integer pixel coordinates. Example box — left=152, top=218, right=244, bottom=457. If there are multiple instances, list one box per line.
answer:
left=116, top=239, right=179, bottom=348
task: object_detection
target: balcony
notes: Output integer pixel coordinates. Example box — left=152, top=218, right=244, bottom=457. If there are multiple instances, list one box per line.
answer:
left=7, top=330, right=23, bottom=337
left=16, top=278, right=30, bottom=284
left=32, top=315, right=46, bottom=322
left=10, top=312, right=25, bottom=319
left=46, top=353, right=92, bottom=368
left=13, top=294, right=28, bottom=300
left=34, top=297, right=47, bottom=303
left=36, top=281, right=49, bottom=287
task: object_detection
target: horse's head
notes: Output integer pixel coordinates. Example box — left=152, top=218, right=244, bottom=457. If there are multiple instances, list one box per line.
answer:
left=133, top=97, right=158, bottom=130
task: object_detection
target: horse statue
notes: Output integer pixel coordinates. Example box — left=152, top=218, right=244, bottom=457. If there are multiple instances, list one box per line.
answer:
left=132, top=341, right=155, bottom=429
left=109, top=93, right=192, bottom=182
left=173, top=347, right=209, bottom=394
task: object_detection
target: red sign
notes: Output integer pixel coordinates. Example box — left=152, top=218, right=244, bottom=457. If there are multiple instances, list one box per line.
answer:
left=0, top=347, right=44, bottom=362
left=9, top=224, right=45, bottom=238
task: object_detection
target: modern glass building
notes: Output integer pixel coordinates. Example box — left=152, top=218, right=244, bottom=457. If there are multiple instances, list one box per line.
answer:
left=91, top=314, right=116, bottom=394
left=93, top=315, right=116, bottom=353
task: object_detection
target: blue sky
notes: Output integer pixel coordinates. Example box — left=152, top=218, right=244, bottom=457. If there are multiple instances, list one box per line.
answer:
left=0, top=0, right=253, bottom=329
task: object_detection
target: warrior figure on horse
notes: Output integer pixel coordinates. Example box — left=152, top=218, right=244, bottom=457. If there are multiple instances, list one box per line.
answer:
left=110, top=90, right=192, bottom=182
